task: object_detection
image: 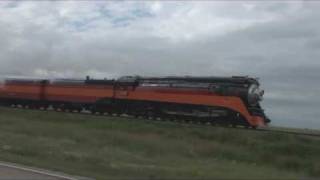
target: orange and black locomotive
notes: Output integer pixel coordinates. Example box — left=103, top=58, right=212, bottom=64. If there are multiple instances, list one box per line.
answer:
left=0, top=75, right=270, bottom=128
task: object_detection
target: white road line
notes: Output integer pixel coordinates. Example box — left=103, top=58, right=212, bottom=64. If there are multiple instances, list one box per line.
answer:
left=0, top=161, right=79, bottom=180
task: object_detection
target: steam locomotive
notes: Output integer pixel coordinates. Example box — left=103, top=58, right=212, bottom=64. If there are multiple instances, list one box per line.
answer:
left=0, top=75, right=270, bottom=128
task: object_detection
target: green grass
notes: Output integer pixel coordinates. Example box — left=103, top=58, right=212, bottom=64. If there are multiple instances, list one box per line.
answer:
left=0, top=106, right=319, bottom=179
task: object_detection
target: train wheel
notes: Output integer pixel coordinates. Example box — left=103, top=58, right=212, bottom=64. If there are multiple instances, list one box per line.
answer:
left=42, top=105, right=49, bottom=110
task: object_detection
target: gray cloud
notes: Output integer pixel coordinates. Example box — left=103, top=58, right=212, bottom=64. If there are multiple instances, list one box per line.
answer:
left=0, top=1, right=319, bottom=129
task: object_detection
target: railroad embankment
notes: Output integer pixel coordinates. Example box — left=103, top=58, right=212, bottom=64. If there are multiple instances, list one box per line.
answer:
left=0, top=107, right=319, bottom=179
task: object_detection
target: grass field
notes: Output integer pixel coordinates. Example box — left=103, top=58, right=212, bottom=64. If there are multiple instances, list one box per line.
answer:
left=0, top=106, right=319, bottom=179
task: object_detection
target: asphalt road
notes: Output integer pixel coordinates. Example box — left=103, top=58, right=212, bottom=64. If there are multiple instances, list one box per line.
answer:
left=0, top=162, right=90, bottom=180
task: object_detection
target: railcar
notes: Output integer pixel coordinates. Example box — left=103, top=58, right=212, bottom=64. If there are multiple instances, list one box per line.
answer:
left=0, top=76, right=270, bottom=128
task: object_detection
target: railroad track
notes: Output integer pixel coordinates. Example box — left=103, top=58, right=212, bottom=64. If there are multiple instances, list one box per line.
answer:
left=3, top=105, right=320, bottom=138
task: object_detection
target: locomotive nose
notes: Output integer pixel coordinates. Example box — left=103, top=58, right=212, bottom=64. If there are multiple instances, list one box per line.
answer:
left=258, top=89, right=264, bottom=101
left=248, top=84, right=264, bottom=105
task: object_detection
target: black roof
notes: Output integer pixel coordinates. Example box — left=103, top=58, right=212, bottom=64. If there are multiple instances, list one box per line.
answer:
left=3, top=75, right=260, bottom=86
left=136, top=76, right=259, bottom=85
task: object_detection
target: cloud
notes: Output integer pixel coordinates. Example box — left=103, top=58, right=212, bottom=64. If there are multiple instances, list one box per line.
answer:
left=0, top=1, right=319, bottom=128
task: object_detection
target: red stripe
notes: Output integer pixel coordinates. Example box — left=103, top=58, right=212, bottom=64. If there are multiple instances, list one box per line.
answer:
left=46, top=95, right=97, bottom=103
left=0, top=92, right=40, bottom=100
left=47, top=84, right=113, bottom=89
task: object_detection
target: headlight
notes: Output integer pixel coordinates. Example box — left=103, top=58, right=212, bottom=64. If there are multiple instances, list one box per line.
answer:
left=248, top=84, right=264, bottom=105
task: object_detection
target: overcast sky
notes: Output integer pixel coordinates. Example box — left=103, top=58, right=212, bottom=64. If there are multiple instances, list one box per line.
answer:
left=0, top=1, right=319, bottom=129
